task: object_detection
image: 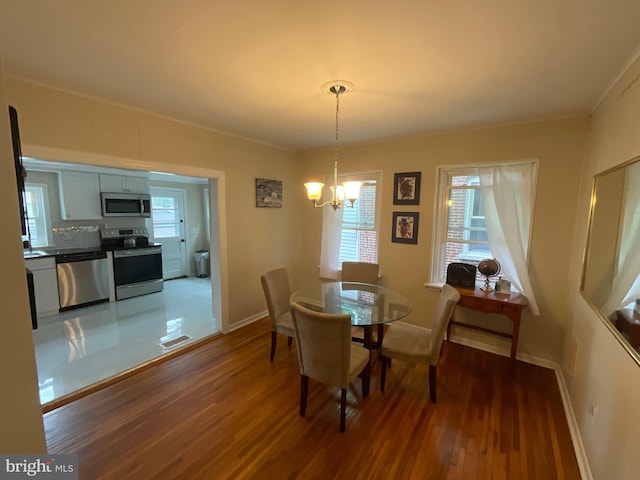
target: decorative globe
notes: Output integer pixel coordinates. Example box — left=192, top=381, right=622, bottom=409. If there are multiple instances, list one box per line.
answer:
left=478, top=259, right=500, bottom=291
left=478, top=259, right=500, bottom=277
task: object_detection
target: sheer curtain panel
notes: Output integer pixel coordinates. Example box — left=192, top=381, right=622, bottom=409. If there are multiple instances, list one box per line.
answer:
left=478, top=162, right=540, bottom=315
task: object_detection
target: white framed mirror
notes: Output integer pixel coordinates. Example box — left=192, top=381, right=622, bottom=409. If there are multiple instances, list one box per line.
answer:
left=581, top=156, right=640, bottom=365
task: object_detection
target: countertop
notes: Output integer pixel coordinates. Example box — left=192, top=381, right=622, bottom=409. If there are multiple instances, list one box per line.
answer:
left=24, top=243, right=162, bottom=259
left=24, top=246, right=102, bottom=259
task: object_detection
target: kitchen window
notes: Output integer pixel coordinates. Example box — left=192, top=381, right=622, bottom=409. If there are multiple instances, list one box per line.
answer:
left=24, top=183, right=51, bottom=247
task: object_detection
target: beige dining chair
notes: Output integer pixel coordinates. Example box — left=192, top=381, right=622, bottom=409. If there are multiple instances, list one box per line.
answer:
left=289, top=301, right=370, bottom=432
left=379, top=284, right=460, bottom=402
left=341, top=261, right=381, bottom=345
left=260, top=268, right=295, bottom=362
left=341, top=261, right=379, bottom=284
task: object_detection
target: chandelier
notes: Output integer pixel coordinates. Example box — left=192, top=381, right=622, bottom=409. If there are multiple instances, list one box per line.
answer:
left=304, top=81, right=362, bottom=210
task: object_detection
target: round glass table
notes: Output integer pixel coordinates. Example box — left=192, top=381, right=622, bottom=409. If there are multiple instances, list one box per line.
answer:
left=290, top=281, right=412, bottom=326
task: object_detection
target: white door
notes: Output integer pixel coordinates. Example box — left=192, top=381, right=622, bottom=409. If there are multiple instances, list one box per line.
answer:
left=150, top=187, right=189, bottom=279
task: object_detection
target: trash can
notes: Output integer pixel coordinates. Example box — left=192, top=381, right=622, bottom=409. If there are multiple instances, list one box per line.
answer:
left=194, top=250, right=210, bottom=278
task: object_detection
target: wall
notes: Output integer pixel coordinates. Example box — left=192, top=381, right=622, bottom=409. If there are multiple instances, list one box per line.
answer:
left=298, top=117, right=588, bottom=363
left=565, top=54, right=640, bottom=479
left=3, top=78, right=301, bottom=330
left=0, top=61, right=46, bottom=451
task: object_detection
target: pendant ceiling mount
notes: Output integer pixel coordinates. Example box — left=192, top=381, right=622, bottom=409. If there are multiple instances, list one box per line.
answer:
left=321, top=80, right=354, bottom=96
left=304, top=80, right=362, bottom=210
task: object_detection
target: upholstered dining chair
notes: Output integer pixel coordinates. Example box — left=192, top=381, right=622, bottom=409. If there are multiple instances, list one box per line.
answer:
left=341, top=261, right=381, bottom=345
left=341, top=261, right=380, bottom=284
left=289, top=302, right=370, bottom=432
left=260, top=268, right=295, bottom=361
left=379, top=284, right=460, bottom=402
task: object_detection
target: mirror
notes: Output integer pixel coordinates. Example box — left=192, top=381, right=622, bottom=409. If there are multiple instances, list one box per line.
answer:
left=581, top=156, right=640, bottom=365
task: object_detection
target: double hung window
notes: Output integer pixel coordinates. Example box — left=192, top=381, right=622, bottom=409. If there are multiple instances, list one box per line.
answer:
left=431, top=161, right=540, bottom=314
left=319, top=173, right=381, bottom=279
left=338, top=179, right=378, bottom=265
left=24, top=183, right=51, bottom=247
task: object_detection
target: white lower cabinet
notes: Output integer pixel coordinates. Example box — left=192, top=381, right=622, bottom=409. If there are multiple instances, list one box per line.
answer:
left=25, top=257, right=60, bottom=318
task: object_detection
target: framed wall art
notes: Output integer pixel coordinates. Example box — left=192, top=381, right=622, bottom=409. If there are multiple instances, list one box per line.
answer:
left=255, top=178, right=283, bottom=208
left=392, top=211, right=419, bottom=244
left=393, top=171, right=421, bottom=205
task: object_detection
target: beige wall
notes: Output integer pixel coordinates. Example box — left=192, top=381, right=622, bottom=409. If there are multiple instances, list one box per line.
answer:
left=4, top=78, right=301, bottom=329
left=298, top=118, right=588, bottom=362
left=565, top=55, right=640, bottom=479
left=0, top=66, right=46, bottom=451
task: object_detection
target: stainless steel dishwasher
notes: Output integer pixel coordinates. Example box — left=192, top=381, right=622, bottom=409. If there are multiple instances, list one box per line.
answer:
left=56, top=250, right=109, bottom=311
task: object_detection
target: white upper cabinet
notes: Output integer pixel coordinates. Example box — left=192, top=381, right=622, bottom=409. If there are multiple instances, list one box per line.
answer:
left=58, top=171, right=102, bottom=220
left=99, top=174, right=149, bottom=194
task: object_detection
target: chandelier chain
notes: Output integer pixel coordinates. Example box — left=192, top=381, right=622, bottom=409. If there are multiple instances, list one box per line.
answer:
left=335, top=91, right=340, bottom=163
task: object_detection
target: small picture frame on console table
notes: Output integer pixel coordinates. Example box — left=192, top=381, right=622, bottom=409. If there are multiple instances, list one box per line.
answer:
left=393, top=171, right=421, bottom=205
left=392, top=211, right=419, bottom=244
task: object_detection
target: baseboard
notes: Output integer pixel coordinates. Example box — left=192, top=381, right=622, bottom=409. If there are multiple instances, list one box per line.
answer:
left=229, top=310, right=267, bottom=332
left=448, top=335, right=592, bottom=479
left=554, top=368, right=593, bottom=480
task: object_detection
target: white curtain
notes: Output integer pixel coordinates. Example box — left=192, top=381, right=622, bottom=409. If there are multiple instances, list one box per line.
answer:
left=319, top=205, right=343, bottom=279
left=602, top=162, right=640, bottom=316
left=478, top=163, right=540, bottom=315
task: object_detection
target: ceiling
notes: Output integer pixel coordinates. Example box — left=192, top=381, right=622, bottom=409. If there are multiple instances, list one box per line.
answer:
left=1, top=1, right=640, bottom=150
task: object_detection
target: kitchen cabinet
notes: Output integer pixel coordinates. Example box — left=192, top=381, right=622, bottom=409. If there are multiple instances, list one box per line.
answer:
left=59, top=171, right=102, bottom=220
left=25, top=257, right=59, bottom=318
left=99, top=174, right=149, bottom=194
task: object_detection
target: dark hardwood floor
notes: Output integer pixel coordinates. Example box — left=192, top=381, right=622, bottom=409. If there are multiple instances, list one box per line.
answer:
left=44, top=318, right=581, bottom=479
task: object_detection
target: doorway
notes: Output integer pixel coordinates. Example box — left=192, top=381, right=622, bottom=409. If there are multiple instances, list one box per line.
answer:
left=150, top=186, right=189, bottom=279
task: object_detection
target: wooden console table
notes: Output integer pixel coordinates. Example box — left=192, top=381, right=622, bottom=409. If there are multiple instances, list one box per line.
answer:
left=615, top=308, right=640, bottom=350
left=446, top=286, right=528, bottom=360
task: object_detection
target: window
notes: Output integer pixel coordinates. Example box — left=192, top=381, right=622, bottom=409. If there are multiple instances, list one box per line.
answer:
left=24, top=183, right=51, bottom=247
left=151, top=195, right=180, bottom=238
left=443, top=173, right=491, bottom=272
left=431, top=162, right=538, bottom=294
left=319, top=172, right=381, bottom=279
left=338, top=180, right=378, bottom=265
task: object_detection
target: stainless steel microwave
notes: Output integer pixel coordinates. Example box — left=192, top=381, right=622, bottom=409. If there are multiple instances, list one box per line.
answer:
left=101, top=192, right=151, bottom=217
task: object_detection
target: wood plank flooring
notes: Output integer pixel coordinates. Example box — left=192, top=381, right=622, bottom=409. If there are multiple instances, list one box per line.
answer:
left=44, top=318, right=581, bottom=479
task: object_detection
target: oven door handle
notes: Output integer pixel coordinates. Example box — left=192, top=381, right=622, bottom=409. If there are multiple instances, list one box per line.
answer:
left=114, top=248, right=161, bottom=258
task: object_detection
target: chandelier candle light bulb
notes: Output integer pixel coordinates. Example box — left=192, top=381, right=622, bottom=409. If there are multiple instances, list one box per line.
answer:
left=304, top=81, right=362, bottom=210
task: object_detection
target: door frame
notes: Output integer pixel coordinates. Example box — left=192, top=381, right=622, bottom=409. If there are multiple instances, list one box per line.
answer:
left=23, top=144, right=229, bottom=334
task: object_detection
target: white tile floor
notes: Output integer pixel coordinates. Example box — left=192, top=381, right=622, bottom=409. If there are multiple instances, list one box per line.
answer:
left=32, top=277, right=217, bottom=404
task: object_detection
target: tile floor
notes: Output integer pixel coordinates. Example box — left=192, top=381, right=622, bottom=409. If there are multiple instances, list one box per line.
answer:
left=32, top=277, right=217, bottom=404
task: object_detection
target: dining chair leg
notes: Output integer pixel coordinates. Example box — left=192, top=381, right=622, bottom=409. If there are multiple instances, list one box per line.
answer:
left=270, top=332, right=277, bottom=362
left=287, top=336, right=293, bottom=347
left=300, top=375, right=308, bottom=416
left=429, top=365, right=437, bottom=403
left=380, top=354, right=387, bottom=392
left=340, top=388, right=347, bottom=433
left=362, top=362, right=370, bottom=398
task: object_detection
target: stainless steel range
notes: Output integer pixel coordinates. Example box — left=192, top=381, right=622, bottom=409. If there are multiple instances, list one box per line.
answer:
left=100, top=228, right=163, bottom=300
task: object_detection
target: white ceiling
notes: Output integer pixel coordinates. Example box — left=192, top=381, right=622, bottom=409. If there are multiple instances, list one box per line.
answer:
left=2, top=1, right=640, bottom=150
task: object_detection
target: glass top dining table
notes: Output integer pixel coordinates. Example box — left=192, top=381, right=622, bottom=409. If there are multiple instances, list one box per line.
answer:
left=289, top=281, right=413, bottom=326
